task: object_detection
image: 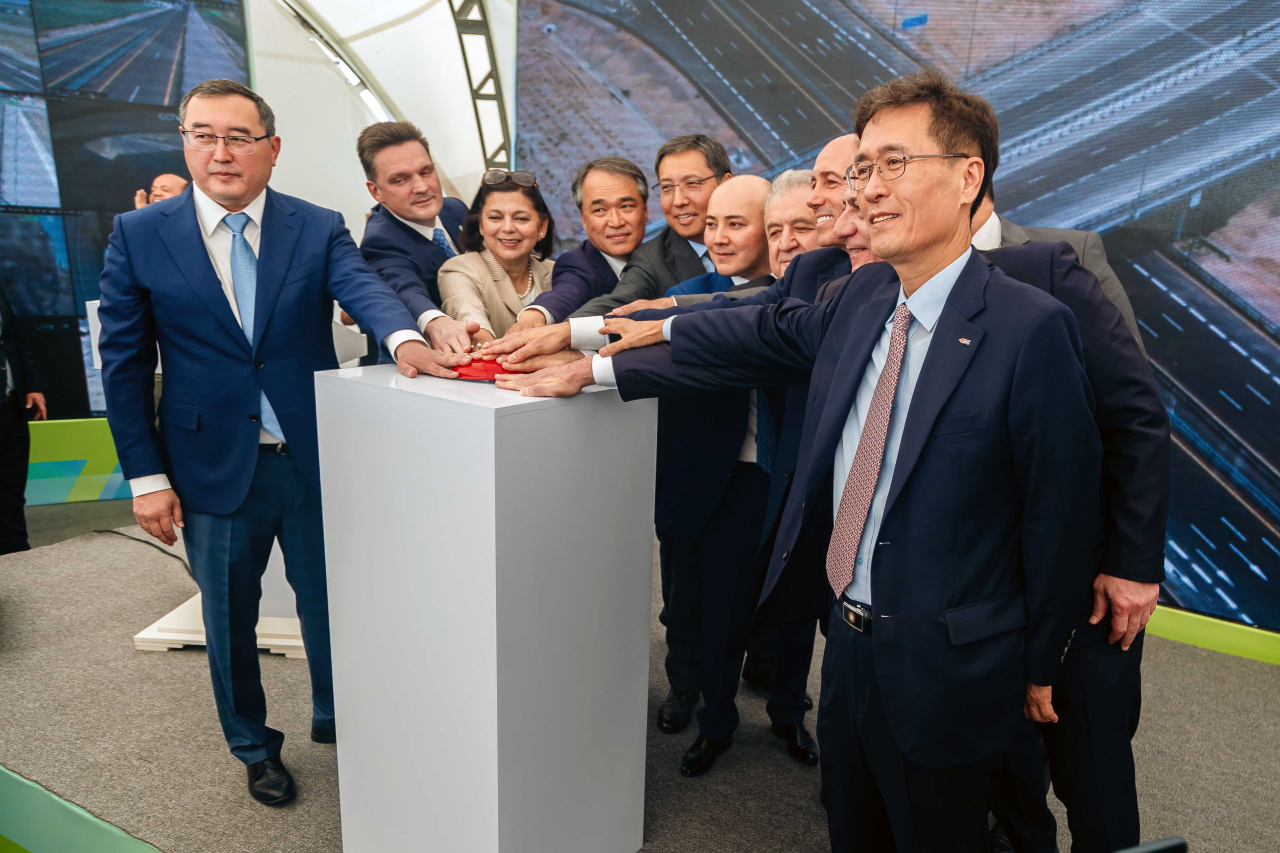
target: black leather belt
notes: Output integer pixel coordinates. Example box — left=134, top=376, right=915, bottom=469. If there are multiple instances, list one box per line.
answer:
left=841, top=599, right=873, bottom=634
left=259, top=442, right=288, bottom=455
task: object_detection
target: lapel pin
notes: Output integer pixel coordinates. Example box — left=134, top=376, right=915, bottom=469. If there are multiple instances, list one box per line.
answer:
left=958, top=337, right=971, bottom=346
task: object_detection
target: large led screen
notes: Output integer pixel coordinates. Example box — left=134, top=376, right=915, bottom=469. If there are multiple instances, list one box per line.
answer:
left=516, top=0, right=1280, bottom=631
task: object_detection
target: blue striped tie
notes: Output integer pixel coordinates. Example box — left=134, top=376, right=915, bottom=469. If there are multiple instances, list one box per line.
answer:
left=432, top=227, right=457, bottom=259
left=224, top=212, right=284, bottom=442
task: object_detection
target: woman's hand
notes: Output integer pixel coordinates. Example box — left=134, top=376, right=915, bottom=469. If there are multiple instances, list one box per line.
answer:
left=470, top=329, right=496, bottom=352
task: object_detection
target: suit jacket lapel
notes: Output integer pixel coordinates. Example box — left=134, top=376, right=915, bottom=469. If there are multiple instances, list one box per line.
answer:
left=882, top=254, right=989, bottom=514
left=584, top=242, right=618, bottom=286
left=805, top=287, right=899, bottom=500
left=998, top=215, right=1031, bottom=247
left=156, top=191, right=249, bottom=352
left=665, top=228, right=706, bottom=283
left=485, top=250, right=528, bottom=317
left=251, top=188, right=301, bottom=353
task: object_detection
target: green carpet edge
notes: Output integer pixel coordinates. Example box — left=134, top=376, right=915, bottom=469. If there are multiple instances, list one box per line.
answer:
left=1148, top=606, right=1280, bottom=665
left=0, top=763, right=161, bottom=853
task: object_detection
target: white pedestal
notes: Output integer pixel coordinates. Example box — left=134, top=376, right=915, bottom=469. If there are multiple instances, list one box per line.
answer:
left=315, top=365, right=657, bottom=853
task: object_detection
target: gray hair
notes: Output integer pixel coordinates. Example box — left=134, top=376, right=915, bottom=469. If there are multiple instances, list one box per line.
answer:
left=654, top=134, right=732, bottom=178
left=179, top=79, right=276, bottom=137
left=765, top=168, right=814, bottom=214
left=571, top=157, right=649, bottom=210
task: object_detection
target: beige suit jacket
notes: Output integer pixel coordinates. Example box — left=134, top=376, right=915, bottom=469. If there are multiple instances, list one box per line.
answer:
left=438, top=248, right=555, bottom=338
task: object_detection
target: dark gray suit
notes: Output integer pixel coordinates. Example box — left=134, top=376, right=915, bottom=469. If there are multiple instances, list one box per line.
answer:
left=571, top=225, right=707, bottom=317
left=999, top=216, right=1146, bottom=356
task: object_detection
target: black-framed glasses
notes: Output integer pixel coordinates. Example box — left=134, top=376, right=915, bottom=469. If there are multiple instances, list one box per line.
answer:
left=655, top=174, right=718, bottom=197
left=845, top=153, right=968, bottom=191
left=483, top=169, right=538, bottom=187
left=180, top=128, right=271, bottom=155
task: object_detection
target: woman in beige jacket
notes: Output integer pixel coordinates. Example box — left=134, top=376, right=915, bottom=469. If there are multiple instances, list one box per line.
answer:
left=438, top=170, right=556, bottom=344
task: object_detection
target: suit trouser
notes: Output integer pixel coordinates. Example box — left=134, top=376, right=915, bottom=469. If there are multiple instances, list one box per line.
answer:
left=992, top=629, right=1143, bottom=853
left=182, top=446, right=335, bottom=764
left=0, top=395, right=30, bottom=555
left=820, top=600, right=998, bottom=853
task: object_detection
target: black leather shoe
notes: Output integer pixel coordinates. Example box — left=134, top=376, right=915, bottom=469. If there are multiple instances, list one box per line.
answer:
left=740, top=655, right=774, bottom=691
left=657, top=689, right=698, bottom=734
left=772, top=722, right=819, bottom=764
left=311, top=724, right=336, bottom=744
left=680, top=734, right=732, bottom=777
left=246, top=756, right=297, bottom=806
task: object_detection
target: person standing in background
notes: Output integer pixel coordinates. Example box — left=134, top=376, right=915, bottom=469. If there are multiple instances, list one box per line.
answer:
left=134, top=174, right=190, bottom=208
left=356, top=121, right=475, bottom=358
left=0, top=282, right=46, bottom=555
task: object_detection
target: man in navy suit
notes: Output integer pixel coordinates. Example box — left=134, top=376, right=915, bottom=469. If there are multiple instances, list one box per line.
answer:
left=500, top=72, right=1105, bottom=851
left=98, top=80, right=468, bottom=806
left=506, top=157, right=650, bottom=335
left=356, top=121, right=475, bottom=359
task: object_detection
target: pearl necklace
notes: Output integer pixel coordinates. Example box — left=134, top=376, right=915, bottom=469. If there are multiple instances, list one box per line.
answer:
left=515, top=263, right=534, bottom=298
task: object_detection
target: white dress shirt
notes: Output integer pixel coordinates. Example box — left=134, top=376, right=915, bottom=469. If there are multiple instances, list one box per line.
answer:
left=130, top=184, right=423, bottom=497
left=834, top=248, right=970, bottom=605
left=388, top=209, right=453, bottom=334
left=687, top=239, right=716, bottom=274
left=519, top=248, right=628, bottom=326
left=970, top=210, right=1002, bottom=251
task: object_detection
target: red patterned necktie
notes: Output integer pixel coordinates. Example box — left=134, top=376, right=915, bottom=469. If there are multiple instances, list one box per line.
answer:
left=825, top=302, right=914, bottom=598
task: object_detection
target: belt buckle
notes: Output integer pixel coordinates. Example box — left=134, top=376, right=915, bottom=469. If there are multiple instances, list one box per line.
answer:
left=842, top=600, right=871, bottom=633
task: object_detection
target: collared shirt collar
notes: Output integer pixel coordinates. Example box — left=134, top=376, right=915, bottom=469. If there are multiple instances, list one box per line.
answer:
left=970, top=210, right=1002, bottom=251
left=893, top=246, right=971, bottom=334
left=731, top=275, right=749, bottom=285
left=686, top=238, right=709, bottom=259
left=602, top=252, right=628, bottom=277
left=390, top=208, right=442, bottom=239
left=192, top=182, right=266, bottom=236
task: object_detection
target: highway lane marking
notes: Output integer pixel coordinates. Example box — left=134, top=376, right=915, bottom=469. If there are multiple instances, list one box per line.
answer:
left=1228, top=542, right=1268, bottom=581
left=1137, top=318, right=1159, bottom=338
left=1214, top=587, right=1239, bottom=610
left=1251, top=358, right=1271, bottom=375
left=1169, top=292, right=1187, bottom=306
left=1229, top=340, right=1249, bottom=357
left=1209, top=324, right=1227, bottom=339
left=1218, top=389, right=1243, bottom=411
left=1188, top=307, right=1208, bottom=323
left=1169, top=434, right=1280, bottom=548
left=1264, top=538, right=1280, bottom=559
left=1246, top=384, right=1270, bottom=405
left=798, top=0, right=900, bottom=74
left=1221, top=516, right=1247, bottom=541
left=1090, top=146, right=1107, bottom=155
left=1161, top=313, right=1184, bottom=331
left=162, top=19, right=184, bottom=105
left=1191, top=523, right=1217, bottom=549
left=1169, top=539, right=1189, bottom=559
left=1214, top=566, right=1235, bottom=587
left=98, top=13, right=175, bottom=93
left=1191, top=562, right=1214, bottom=584
left=44, top=24, right=146, bottom=87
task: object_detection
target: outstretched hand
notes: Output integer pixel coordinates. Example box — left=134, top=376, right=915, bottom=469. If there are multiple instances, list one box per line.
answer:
left=598, top=317, right=666, bottom=357
left=495, top=355, right=595, bottom=397
left=480, top=322, right=572, bottom=364
left=497, top=350, right=585, bottom=374
left=609, top=297, right=675, bottom=317
left=394, top=339, right=471, bottom=379
left=426, top=316, right=481, bottom=353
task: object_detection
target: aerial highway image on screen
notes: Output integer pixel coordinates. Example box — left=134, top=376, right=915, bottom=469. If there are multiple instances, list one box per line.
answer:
left=31, top=0, right=247, bottom=106
left=0, top=0, right=43, bottom=92
left=518, top=0, right=1280, bottom=632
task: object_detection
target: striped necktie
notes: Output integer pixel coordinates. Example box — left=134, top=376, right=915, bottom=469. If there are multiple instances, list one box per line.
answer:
left=224, top=212, right=284, bottom=442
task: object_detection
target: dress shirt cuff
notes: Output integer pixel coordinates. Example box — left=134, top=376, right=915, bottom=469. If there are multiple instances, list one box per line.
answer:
left=416, top=309, right=447, bottom=335
left=521, top=305, right=556, bottom=325
left=662, top=316, right=676, bottom=341
left=591, top=354, right=618, bottom=389
left=569, top=316, right=610, bottom=351
left=130, top=473, right=172, bottom=497
left=386, top=330, right=428, bottom=360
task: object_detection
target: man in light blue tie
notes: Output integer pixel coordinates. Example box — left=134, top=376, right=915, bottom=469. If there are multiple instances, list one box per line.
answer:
left=356, top=121, right=475, bottom=360
left=97, top=79, right=470, bottom=807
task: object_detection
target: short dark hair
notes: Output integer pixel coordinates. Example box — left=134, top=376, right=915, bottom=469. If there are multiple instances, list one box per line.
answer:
left=461, top=179, right=557, bottom=260
left=357, top=121, right=432, bottom=183
left=571, top=157, right=648, bottom=210
left=654, top=134, right=732, bottom=179
left=853, top=71, right=998, bottom=219
left=179, top=79, right=275, bottom=137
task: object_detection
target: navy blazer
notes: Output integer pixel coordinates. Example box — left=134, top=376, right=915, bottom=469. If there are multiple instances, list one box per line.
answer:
left=360, top=197, right=467, bottom=317
left=613, top=251, right=1103, bottom=769
left=654, top=274, right=780, bottom=540
left=98, top=187, right=418, bottom=514
left=530, top=241, right=618, bottom=323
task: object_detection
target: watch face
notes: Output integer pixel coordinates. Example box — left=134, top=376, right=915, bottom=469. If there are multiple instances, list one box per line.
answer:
left=454, top=362, right=512, bottom=382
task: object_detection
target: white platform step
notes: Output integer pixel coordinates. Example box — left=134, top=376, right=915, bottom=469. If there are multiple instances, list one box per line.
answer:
left=133, top=593, right=306, bottom=659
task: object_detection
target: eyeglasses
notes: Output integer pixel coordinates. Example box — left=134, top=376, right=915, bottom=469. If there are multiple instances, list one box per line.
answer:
left=655, top=175, right=719, bottom=197
left=845, top=153, right=968, bottom=191
left=483, top=169, right=539, bottom=187
left=180, top=128, right=271, bottom=155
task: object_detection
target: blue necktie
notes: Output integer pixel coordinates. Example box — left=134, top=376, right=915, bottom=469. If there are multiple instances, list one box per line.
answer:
left=432, top=227, right=457, bottom=259
left=756, top=391, right=776, bottom=475
left=224, top=212, right=284, bottom=442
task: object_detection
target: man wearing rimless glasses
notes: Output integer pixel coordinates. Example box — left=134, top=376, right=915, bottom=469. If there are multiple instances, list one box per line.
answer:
left=97, top=79, right=469, bottom=808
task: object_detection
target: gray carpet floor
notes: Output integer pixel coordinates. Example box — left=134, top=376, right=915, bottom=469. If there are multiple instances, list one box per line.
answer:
left=0, top=527, right=1277, bottom=852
